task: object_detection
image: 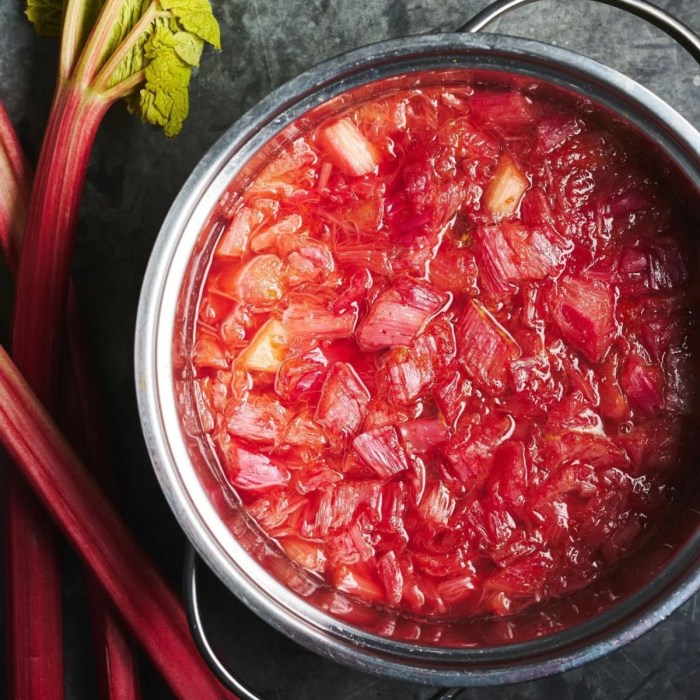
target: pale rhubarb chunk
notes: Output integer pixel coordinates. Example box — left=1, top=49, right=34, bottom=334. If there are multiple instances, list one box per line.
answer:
left=317, top=118, right=379, bottom=176
left=238, top=319, right=288, bottom=372
left=484, top=154, right=529, bottom=219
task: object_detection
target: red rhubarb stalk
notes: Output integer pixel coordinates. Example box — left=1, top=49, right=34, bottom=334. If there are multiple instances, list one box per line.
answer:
left=0, top=103, right=30, bottom=271
left=7, top=1, right=220, bottom=696
left=0, top=102, right=141, bottom=699
left=1, top=95, right=69, bottom=700
left=0, top=344, right=233, bottom=700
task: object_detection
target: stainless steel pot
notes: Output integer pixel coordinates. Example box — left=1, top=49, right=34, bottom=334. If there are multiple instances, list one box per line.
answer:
left=135, top=0, right=700, bottom=695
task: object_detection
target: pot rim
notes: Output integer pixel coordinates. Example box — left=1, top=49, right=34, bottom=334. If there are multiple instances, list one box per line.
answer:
left=135, top=31, right=700, bottom=686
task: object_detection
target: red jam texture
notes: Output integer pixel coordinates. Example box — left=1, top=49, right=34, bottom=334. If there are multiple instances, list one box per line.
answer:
left=189, top=84, right=697, bottom=618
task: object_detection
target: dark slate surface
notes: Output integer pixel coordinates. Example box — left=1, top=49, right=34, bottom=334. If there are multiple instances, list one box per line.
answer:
left=0, top=1, right=699, bottom=699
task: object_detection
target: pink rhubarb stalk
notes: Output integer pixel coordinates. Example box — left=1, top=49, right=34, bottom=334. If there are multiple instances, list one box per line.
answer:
left=0, top=102, right=141, bottom=699
left=0, top=344, right=234, bottom=700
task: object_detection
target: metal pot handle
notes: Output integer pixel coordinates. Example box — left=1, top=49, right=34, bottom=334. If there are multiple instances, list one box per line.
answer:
left=458, top=0, right=700, bottom=64
left=184, top=545, right=266, bottom=700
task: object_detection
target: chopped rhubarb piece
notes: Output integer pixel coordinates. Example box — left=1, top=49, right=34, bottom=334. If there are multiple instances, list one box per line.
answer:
left=475, top=222, right=570, bottom=296
left=549, top=274, right=616, bottom=363
left=443, top=434, right=494, bottom=485
left=363, top=397, right=420, bottom=431
left=355, top=96, right=407, bottom=144
left=215, top=205, right=264, bottom=258
left=437, top=574, right=476, bottom=607
left=219, top=304, right=252, bottom=346
left=376, top=551, right=404, bottom=606
left=342, top=195, right=385, bottom=233
left=226, top=393, right=290, bottom=444
left=548, top=431, right=629, bottom=470
left=249, top=214, right=303, bottom=253
left=487, top=441, right=529, bottom=509
left=503, top=222, right=572, bottom=279
left=534, top=114, right=584, bottom=154
left=199, top=292, right=232, bottom=325
left=284, top=411, right=327, bottom=451
left=598, top=352, right=630, bottom=421
left=249, top=138, right=317, bottom=197
left=380, top=481, right=409, bottom=534
left=279, top=536, right=327, bottom=572
left=620, top=353, right=664, bottom=414
left=399, top=419, right=449, bottom=453
left=332, top=564, right=385, bottom=603
left=333, top=238, right=394, bottom=276
left=282, top=300, right=358, bottom=344
left=520, top=187, right=557, bottom=229
left=617, top=238, right=689, bottom=296
left=357, top=277, right=449, bottom=351
left=648, top=239, right=689, bottom=291
left=481, top=553, right=553, bottom=616
left=418, top=482, right=455, bottom=526
left=434, top=367, right=471, bottom=427
left=469, top=91, right=536, bottom=128
left=192, top=335, right=227, bottom=370
left=379, top=346, right=433, bottom=406
left=225, top=445, right=290, bottom=492
left=473, top=224, right=517, bottom=298
left=352, top=426, right=409, bottom=479
left=331, top=268, right=374, bottom=314
left=348, top=522, right=375, bottom=562
left=641, top=314, right=684, bottom=363
left=428, top=239, right=479, bottom=297
left=274, top=347, right=329, bottom=401
left=217, top=253, right=284, bottom=305
left=484, top=154, right=529, bottom=219
left=406, top=454, right=427, bottom=507
left=664, top=349, right=696, bottom=415
left=312, top=481, right=382, bottom=536
left=315, top=362, right=371, bottom=440
left=292, top=465, right=340, bottom=494
left=280, top=236, right=336, bottom=284
left=414, top=315, right=457, bottom=370
left=412, top=550, right=468, bottom=579
left=444, top=413, right=515, bottom=484
left=317, top=118, right=379, bottom=176
left=247, top=492, right=308, bottom=534
left=238, top=319, right=288, bottom=373
left=614, top=417, right=682, bottom=473
left=457, top=300, right=521, bottom=392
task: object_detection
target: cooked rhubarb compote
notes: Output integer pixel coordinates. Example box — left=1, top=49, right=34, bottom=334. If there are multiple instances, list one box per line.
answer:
left=191, top=84, right=698, bottom=618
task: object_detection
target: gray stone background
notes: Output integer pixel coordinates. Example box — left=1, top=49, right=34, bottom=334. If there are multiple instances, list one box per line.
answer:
left=0, top=0, right=699, bottom=698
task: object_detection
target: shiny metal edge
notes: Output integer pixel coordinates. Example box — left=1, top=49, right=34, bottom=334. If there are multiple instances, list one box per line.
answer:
left=135, top=31, right=700, bottom=686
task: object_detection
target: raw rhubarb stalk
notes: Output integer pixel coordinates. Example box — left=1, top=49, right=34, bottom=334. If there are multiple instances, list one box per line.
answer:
left=9, top=2, right=220, bottom=696
left=0, top=344, right=233, bottom=700
left=0, top=103, right=30, bottom=271
left=1, top=102, right=141, bottom=699
left=65, top=304, right=141, bottom=700
left=7, top=89, right=107, bottom=700
left=2, top=94, right=83, bottom=700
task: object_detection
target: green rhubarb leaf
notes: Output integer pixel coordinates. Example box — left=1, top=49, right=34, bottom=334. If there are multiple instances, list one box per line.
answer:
left=135, top=24, right=192, bottom=137
left=24, top=0, right=64, bottom=36
left=172, top=31, right=204, bottom=67
left=26, top=0, right=220, bottom=137
left=159, top=0, right=221, bottom=49
left=103, top=0, right=155, bottom=89
left=100, top=0, right=219, bottom=136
